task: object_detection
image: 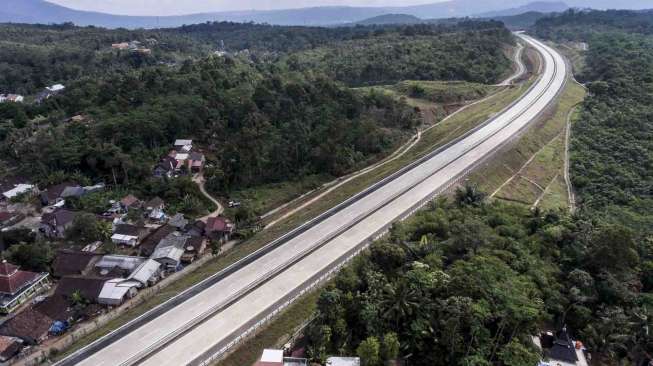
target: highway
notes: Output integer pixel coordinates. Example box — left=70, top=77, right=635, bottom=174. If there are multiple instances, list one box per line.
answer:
left=59, top=34, right=566, bottom=366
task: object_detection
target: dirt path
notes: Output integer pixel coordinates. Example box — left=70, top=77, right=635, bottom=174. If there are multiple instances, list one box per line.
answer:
left=193, top=173, right=224, bottom=222
left=263, top=45, right=528, bottom=228
left=263, top=87, right=509, bottom=229
left=564, top=106, right=578, bottom=213
left=499, top=42, right=526, bottom=86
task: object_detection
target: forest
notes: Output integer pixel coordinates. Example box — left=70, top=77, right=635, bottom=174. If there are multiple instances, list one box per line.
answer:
left=305, top=9, right=653, bottom=366
left=0, top=21, right=513, bottom=204
left=536, top=9, right=653, bottom=232
left=284, top=21, right=513, bottom=86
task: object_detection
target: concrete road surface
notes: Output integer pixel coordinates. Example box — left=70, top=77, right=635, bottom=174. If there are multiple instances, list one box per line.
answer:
left=60, top=34, right=566, bottom=366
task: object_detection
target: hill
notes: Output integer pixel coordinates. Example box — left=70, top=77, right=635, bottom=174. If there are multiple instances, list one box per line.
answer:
left=356, top=14, right=422, bottom=26
left=478, top=1, right=569, bottom=17
left=1, top=0, right=651, bottom=28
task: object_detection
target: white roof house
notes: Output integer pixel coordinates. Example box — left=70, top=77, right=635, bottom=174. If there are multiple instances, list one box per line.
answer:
left=46, top=84, right=65, bottom=92
left=174, top=153, right=189, bottom=161
left=127, top=259, right=162, bottom=287
left=95, top=255, right=145, bottom=274
left=261, top=349, right=283, bottom=363
left=174, top=139, right=193, bottom=147
left=151, top=233, right=188, bottom=268
left=326, top=357, right=361, bottom=366
left=174, top=139, right=193, bottom=153
left=2, top=184, right=35, bottom=200
left=98, top=279, right=139, bottom=306
left=111, top=233, right=139, bottom=247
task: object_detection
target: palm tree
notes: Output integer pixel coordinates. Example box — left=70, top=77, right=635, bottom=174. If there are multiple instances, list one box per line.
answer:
left=455, top=185, right=486, bottom=207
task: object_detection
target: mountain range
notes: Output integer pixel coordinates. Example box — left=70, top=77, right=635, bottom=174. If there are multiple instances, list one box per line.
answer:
left=0, top=0, right=651, bottom=28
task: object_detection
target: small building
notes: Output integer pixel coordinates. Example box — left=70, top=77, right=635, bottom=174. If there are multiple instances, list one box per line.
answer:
left=0, top=261, right=50, bottom=314
left=127, top=259, right=163, bottom=287
left=181, top=237, right=206, bottom=263
left=187, top=152, right=205, bottom=172
left=168, top=213, right=189, bottom=229
left=153, top=156, right=177, bottom=178
left=151, top=232, right=188, bottom=269
left=205, top=216, right=235, bottom=243
left=40, top=182, right=78, bottom=206
left=35, top=84, right=65, bottom=104
left=112, top=42, right=129, bottom=49
left=120, top=194, right=142, bottom=211
left=46, top=84, right=65, bottom=93
left=40, top=209, right=76, bottom=238
left=326, top=357, right=360, bottom=366
left=0, top=335, right=22, bottom=362
left=60, top=185, right=85, bottom=199
left=536, top=327, right=588, bottom=366
left=0, top=307, right=53, bottom=345
left=0, top=212, right=19, bottom=227
left=98, top=279, right=139, bottom=306
left=174, top=139, right=193, bottom=152
left=139, top=225, right=177, bottom=257
left=145, top=197, right=166, bottom=221
left=55, top=276, right=107, bottom=304
left=95, top=255, right=146, bottom=278
left=51, top=250, right=102, bottom=278
left=1, top=184, right=35, bottom=201
left=255, top=349, right=308, bottom=366
left=111, top=224, right=149, bottom=247
left=0, top=94, right=24, bottom=103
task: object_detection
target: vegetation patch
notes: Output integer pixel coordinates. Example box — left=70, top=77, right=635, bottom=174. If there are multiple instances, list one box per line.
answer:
left=468, top=80, right=586, bottom=210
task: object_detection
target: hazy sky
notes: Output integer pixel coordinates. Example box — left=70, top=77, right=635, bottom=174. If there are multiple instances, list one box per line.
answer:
left=47, top=0, right=444, bottom=15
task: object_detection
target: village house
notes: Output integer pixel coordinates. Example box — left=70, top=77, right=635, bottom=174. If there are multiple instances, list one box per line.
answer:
left=127, top=259, right=163, bottom=288
left=98, top=279, right=139, bottom=306
left=0, top=306, right=53, bottom=345
left=536, top=327, right=589, bottom=366
left=0, top=94, right=24, bottom=103
left=174, top=139, right=193, bottom=152
left=153, top=156, right=177, bottom=178
left=0, top=335, right=22, bottom=362
left=111, top=224, right=149, bottom=247
left=55, top=276, right=106, bottom=304
left=168, top=213, right=189, bottom=229
left=120, top=194, right=142, bottom=211
left=51, top=250, right=103, bottom=278
left=112, top=42, right=129, bottom=50
left=40, top=182, right=79, bottom=206
left=1, top=183, right=35, bottom=201
left=40, top=208, right=76, bottom=238
left=0, top=212, right=20, bottom=228
left=151, top=232, right=188, bottom=270
left=0, top=261, right=50, bottom=314
left=144, top=197, right=166, bottom=221
left=35, top=84, right=65, bottom=104
left=187, top=152, right=206, bottom=172
left=181, top=236, right=207, bottom=263
left=139, top=224, right=177, bottom=257
left=205, top=216, right=235, bottom=243
left=94, top=255, right=145, bottom=278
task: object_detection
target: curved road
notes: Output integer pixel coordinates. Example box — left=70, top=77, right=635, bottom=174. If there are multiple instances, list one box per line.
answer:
left=58, top=34, right=566, bottom=366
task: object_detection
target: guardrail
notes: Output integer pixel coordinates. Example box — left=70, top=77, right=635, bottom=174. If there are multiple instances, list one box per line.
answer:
left=57, top=34, right=560, bottom=366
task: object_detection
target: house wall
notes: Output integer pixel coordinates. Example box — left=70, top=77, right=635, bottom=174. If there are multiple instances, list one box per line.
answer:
left=8, top=253, right=215, bottom=366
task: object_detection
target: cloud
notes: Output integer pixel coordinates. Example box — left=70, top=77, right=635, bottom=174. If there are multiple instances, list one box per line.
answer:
left=47, top=0, right=444, bottom=15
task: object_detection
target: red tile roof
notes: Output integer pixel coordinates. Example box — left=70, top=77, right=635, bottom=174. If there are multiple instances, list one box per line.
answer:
left=52, top=250, right=102, bottom=278
left=0, top=307, right=52, bottom=344
left=0, top=262, right=18, bottom=276
left=205, top=216, right=234, bottom=233
left=120, top=194, right=140, bottom=207
left=0, top=261, right=41, bottom=296
left=0, top=212, right=15, bottom=222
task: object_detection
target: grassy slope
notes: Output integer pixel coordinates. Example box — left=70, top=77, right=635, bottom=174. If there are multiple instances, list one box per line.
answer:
left=468, top=80, right=586, bottom=210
